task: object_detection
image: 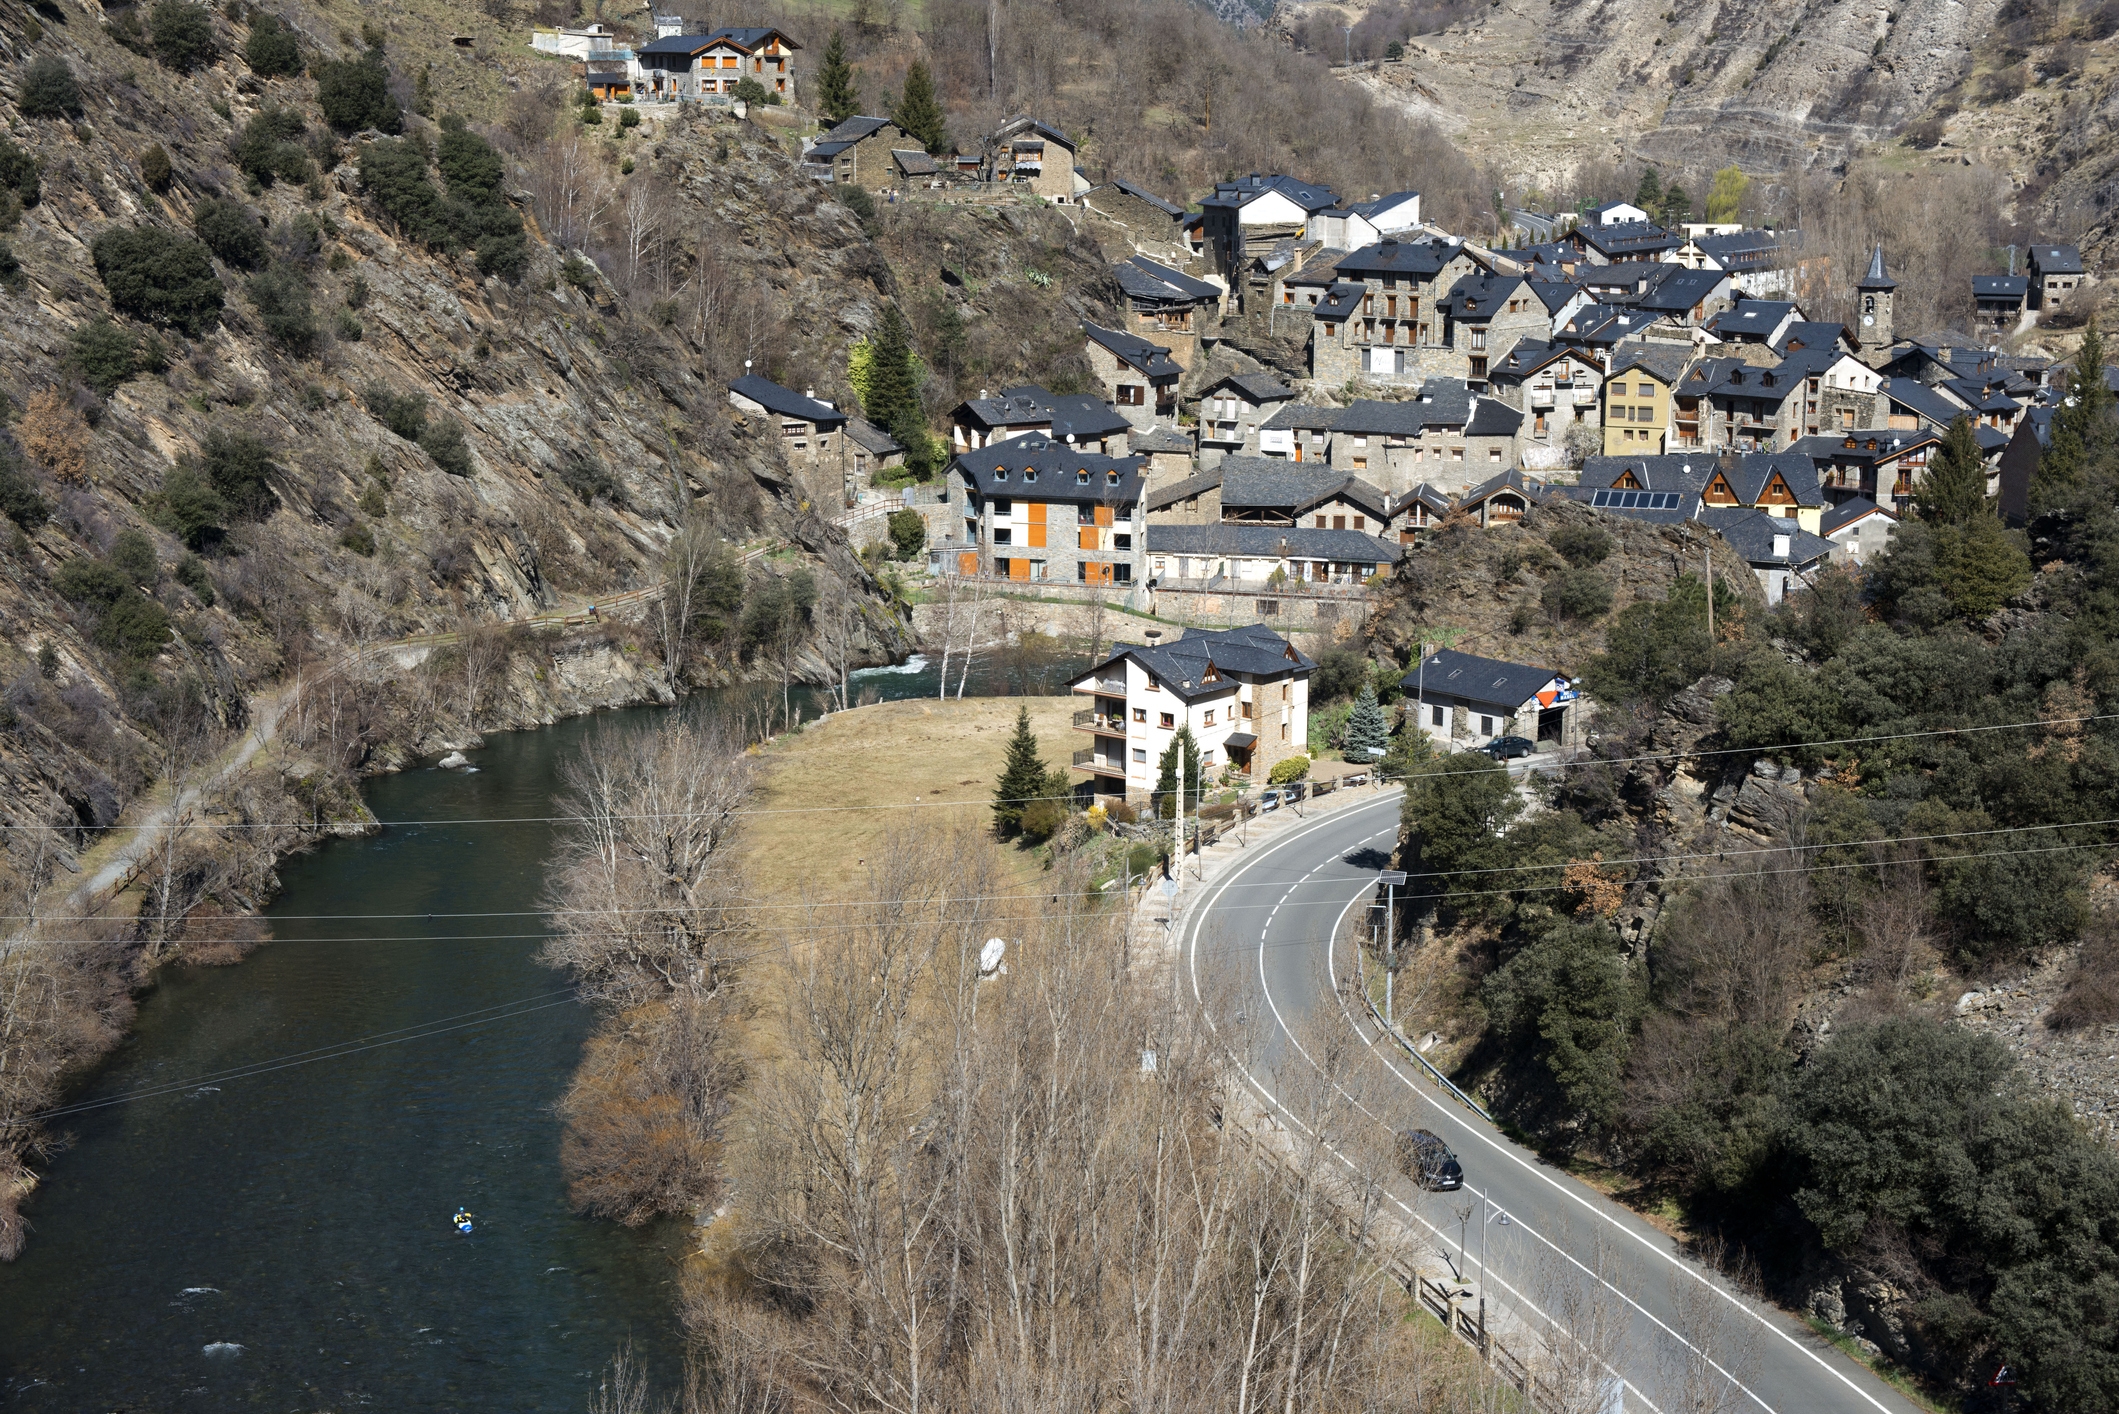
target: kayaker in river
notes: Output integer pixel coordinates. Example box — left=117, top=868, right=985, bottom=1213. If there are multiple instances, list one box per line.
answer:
left=454, top=1209, right=474, bottom=1233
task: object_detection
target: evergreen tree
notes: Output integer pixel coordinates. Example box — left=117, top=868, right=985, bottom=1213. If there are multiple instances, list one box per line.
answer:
left=1917, top=414, right=1988, bottom=525
left=1634, top=167, right=1662, bottom=213
left=2032, top=319, right=2113, bottom=511
left=1343, top=683, right=1389, bottom=760
left=1660, top=184, right=1690, bottom=227
left=1153, top=726, right=1203, bottom=820
left=864, top=304, right=936, bottom=477
left=815, top=28, right=862, bottom=125
left=992, top=705, right=1047, bottom=836
left=892, top=61, right=948, bottom=156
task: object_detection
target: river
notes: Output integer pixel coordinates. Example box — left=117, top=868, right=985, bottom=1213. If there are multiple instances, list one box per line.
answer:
left=0, top=654, right=1053, bottom=1410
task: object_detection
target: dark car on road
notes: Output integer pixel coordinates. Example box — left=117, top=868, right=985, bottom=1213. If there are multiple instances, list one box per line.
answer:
left=1483, top=736, right=1535, bottom=761
left=1395, top=1128, right=1464, bottom=1190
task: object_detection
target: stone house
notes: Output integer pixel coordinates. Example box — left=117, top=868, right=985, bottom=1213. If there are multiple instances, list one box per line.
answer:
left=701, top=27, right=800, bottom=99
left=946, top=434, right=1146, bottom=586
left=989, top=117, right=1080, bottom=200
left=1791, top=430, right=1939, bottom=510
left=1084, top=180, right=1190, bottom=245
left=1569, top=220, right=1681, bottom=265
left=1145, top=523, right=1403, bottom=588
left=1145, top=467, right=1224, bottom=523
left=805, top=116, right=915, bottom=189
left=728, top=374, right=850, bottom=503
left=1489, top=340, right=1605, bottom=466
left=1453, top=469, right=1549, bottom=526
left=1218, top=459, right=1398, bottom=537
left=1703, top=297, right=1802, bottom=348
left=1400, top=648, right=1579, bottom=753
left=1632, top=265, right=1736, bottom=328
left=1197, top=372, right=1297, bottom=464
left=2028, top=244, right=2086, bottom=310
left=1258, top=387, right=1520, bottom=494
left=1783, top=349, right=1885, bottom=438
left=1683, top=357, right=1807, bottom=451
left=845, top=416, right=904, bottom=482
left=1973, top=275, right=2029, bottom=336
left=1435, top=272, right=1547, bottom=388
left=1065, top=623, right=1314, bottom=799
left=1308, top=236, right=1479, bottom=388
left=1114, top=256, right=1222, bottom=369
left=950, top=385, right=1131, bottom=454
left=1602, top=345, right=1691, bottom=455
left=1129, top=424, right=1196, bottom=485
left=1821, top=496, right=1897, bottom=564
left=1703, top=508, right=1836, bottom=605
left=1082, top=322, right=1182, bottom=428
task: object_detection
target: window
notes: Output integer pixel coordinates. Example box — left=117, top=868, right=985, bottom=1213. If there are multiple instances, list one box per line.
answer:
left=1353, top=515, right=1365, bottom=530
left=1451, top=448, right=1464, bottom=461
left=1333, top=515, right=1346, bottom=529
left=1114, top=533, right=1132, bottom=550
left=1480, top=715, right=1495, bottom=736
left=993, top=527, right=1012, bottom=545
left=1133, top=747, right=1147, bottom=763
left=1204, top=709, right=1216, bottom=726
left=1133, top=707, right=1147, bottom=723
left=1242, top=700, right=1254, bottom=719
left=1160, top=712, right=1175, bottom=728
left=1431, top=704, right=1445, bottom=728
left=1281, top=683, right=1290, bottom=700
left=1201, top=751, right=1214, bottom=767
left=994, top=557, right=1012, bottom=576
left=1147, top=679, right=1160, bottom=692
left=1639, top=383, right=1655, bottom=397
left=1117, top=385, right=1145, bottom=406
left=1314, top=514, right=1327, bottom=528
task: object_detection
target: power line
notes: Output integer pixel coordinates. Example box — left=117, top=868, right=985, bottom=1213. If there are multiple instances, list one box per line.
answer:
left=6, top=709, right=2111, bottom=835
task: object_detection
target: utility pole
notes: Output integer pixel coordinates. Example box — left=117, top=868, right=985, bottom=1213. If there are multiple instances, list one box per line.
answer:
left=1705, top=545, right=1714, bottom=643
left=1174, top=730, right=1185, bottom=899
left=1341, top=24, right=1353, bottom=68
left=1380, top=870, right=1406, bottom=1029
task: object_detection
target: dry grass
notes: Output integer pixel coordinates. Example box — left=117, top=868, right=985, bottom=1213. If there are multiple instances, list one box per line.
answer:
left=737, top=696, right=1076, bottom=904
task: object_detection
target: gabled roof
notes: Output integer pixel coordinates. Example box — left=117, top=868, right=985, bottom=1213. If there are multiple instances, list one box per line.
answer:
left=1555, top=303, right=1651, bottom=345
left=1285, top=252, right=1351, bottom=289
left=1609, top=344, right=1693, bottom=384
left=1115, top=255, right=1222, bottom=304
left=1083, top=321, right=1182, bottom=380
left=1580, top=452, right=1715, bottom=494
left=1260, top=402, right=1342, bottom=434
left=1699, top=451, right=1826, bottom=507
left=639, top=33, right=720, bottom=54
left=820, top=115, right=896, bottom=142
left=1882, top=376, right=1970, bottom=427
left=1146, top=522, right=1403, bottom=568
left=1491, top=339, right=1602, bottom=381
left=1455, top=468, right=1547, bottom=509
left=1466, top=398, right=1523, bottom=437
left=1821, top=497, right=1896, bottom=536
left=1073, top=623, right=1318, bottom=703
left=1789, top=430, right=1939, bottom=465
left=952, top=433, right=1145, bottom=504
left=893, top=149, right=937, bottom=176
left=994, top=116, right=1073, bottom=149
left=1129, top=424, right=1195, bottom=454
left=1693, top=229, right=1788, bottom=269
left=1525, top=279, right=1584, bottom=313
left=1634, top=266, right=1727, bottom=314
left=1145, top=466, right=1225, bottom=511
left=1702, top=507, right=1835, bottom=566
left=1771, top=320, right=1853, bottom=355
left=729, top=375, right=847, bottom=427
left=1703, top=299, right=1799, bottom=340
left=1200, top=173, right=1338, bottom=214
left=1696, top=359, right=1805, bottom=406
left=1313, top=281, right=1365, bottom=321
left=956, top=385, right=1132, bottom=442
left=1221, top=460, right=1389, bottom=519
left=1437, top=271, right=1525, bottom=321
left=1973, top=275, right=2030, bottom=298
left=1201, top=371, right=1297, bottom=404
left=2029, top=244, right=2084, bottom=275
left=1105, top=178, right=1185, bottom=217
left=1345, top=189, right=1422, bottom=220
left=1576, top=220, right=1681, bottom=257
left=845, top=416, right=903, bottom=457
left=1401, top=648, right=1568, bottom=711
left=700, top=26, right=799, bottom=50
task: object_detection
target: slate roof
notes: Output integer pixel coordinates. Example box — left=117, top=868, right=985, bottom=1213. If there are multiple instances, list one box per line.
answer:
left=1579, top=453, right=1717, bottom=493
left=1129, top=424, right=1195, bottom=454
left=1976, top=424, right=2010, bottom=452
left=957, top=385, right=1132, bottom=442
left=1702, top=507, right=1836, bottom=567
left=1634, top=266, right=1727, bottom=315
left=820, top=115, right=894, bottom=142
left=639, top=33, right=719, bottom=53
left=729, top=375, right=847, bottom=427
left=1437, top=271, right=1525, bottom=321
left=1694, top=230, right=1788, bottom=271
left=1145, top=467, right=1225, bottom=511
left=1492, top=339, right=1600, bottom=380
left=845, top=416, right=902, bottom=457
left=1107, top=178, right=1185, bottom=217
left=1857, top=245, right=1897, bottom=291
left=1146, top=522, right=1404, bottom=567
left=1202, top=371, right=1297, bottom=404
left=1705, top=451, right=1826, bottom=507
left=1115, top=255, right=1222, bottom=304
left=1221, top=461, right=1390, bottom=519
left=2029, top=244, right=2084, bottom=275
left=1772, top=320, right=1853, bottom=355
left=996, top=117, right=1072, bottom=149
left=1609, top=344, right=1693, bottom=384
left=1525, top=279, right=1583, bottom=314
left=1555, top=304, right=1651, bottom=345
left=1577, top=220, right=1681, bottom=258
left=1973, top=275, right=2031, bottom=299
left=1882, top=376, right=1970, bottom=427
left=1940, top=378, right=2021, bottom=414
left=1336, top=237, right=1463, bottom=280
left=1075, top=623, right=1319, bottom=704
left=1696, top=359, right=1805, bottom=406
left=1789, top=430, right=1939, bottom=466
left=1466, top=399, right=1524, bottom=437
left=1346, top=189, right=1422, bottom=220
left=1284, top=255, right=1350, bottom=290
left=1313, top=282, right=1366, bottom=321
left=1200, top=173, right=1339, bottom=214
left=699, top=26, right=794, bottom=49
left=1083, top=321, right=1182, bottom=379
left=1455, top=468, right=1548, bottom=509
left=1704, top=299, right=1799, bottom=340
left=893, top=149, right=937, bottom=176
left=953, top=433, right=1145, bottom=504
left=1821, top=497, right=1896, bottom=536
left=1401, top=648, right=1568, bottom=710
left=1259, top=403, right=1343, bottom=434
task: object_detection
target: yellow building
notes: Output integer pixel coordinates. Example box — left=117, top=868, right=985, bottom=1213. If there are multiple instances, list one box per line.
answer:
left=1600, top=347, right=1690, bottom=456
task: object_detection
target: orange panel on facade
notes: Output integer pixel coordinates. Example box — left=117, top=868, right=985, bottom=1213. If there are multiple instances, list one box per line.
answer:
left=958, top=551, right=979, bottom=576
left=1009, top=559, right=1031, bottom=581
left=1027, top=502, right=1046, bottom=547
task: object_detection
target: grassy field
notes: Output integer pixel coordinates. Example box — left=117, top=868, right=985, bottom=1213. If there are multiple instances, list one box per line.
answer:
left=737, top=695, right=1076, bottom=903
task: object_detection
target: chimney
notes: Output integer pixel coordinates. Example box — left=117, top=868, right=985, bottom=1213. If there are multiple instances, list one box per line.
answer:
left=805, top=388, right=816, bottom=399
left=1772, top=533, right=1791, bottom=558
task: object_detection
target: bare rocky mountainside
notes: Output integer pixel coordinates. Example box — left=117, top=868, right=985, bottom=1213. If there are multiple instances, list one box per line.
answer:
left=1280, top=0, right=2119, bottom=256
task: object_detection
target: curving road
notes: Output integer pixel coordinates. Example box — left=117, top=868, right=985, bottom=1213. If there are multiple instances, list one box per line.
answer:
left=1182, top=791, right=1924, bottom=1414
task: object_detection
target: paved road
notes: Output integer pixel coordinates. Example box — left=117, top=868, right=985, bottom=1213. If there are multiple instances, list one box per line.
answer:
left=1182, top=791, right=1923, bottom=1414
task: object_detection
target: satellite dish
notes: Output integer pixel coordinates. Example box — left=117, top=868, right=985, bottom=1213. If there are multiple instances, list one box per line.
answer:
left=979, top=938, right=1006, bottom=975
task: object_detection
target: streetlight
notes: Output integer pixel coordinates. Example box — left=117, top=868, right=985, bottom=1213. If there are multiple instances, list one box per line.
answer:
left=1379, top=869, right=1406, bottom=1028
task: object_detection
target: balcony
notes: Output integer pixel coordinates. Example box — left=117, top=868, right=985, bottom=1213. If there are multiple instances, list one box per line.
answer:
left=1529, top=388, right=1555, bottom=409
left=1075, top=674, right=1125, bottom=695
left=1072, top=747, right=1127, bottom=777
left=1074, top=708, right=1127, bottom=735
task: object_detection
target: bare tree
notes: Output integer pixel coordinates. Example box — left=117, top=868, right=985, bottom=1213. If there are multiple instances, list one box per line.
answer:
left=620, top=176, right=665, bottom=295
left=652, top=514, right=716, bottom=695
left=1656, top=1239, right=1766, bottom=1414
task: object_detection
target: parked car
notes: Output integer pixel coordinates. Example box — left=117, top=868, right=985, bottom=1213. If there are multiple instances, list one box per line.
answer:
left=1483, top=736, right=1535, bottom=761
left=1395, top=1128, right=1463, bottom=1191
left=1285, top=781, right=1308, bottom=801
left=1258, top=789, right=1284, bottom=811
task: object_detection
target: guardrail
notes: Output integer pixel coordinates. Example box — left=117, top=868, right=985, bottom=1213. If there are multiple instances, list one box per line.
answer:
left=1359, top=950, right=1495, bottom=1124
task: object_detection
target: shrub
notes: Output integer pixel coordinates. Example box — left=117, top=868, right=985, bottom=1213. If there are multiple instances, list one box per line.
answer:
left=19, top=57, right=85, bottom=120
left=1018, top=796, right=1069, bottom=843
left=150, top=464, right=225, bottom=550
left=0, top=138, right=43, bottom=209
left=557, top=449, right=618, bottom=504
left=1550, top=523, right=1612, bottom=566
left=70, top=318, right=141, bottom=395
left=18, top=388, right=89, bottom=484
left=338, top=522, right=376, bottom=556
left=175, top=553, right=215, bottom=603
left=53, top=554, right=132, bottom=608
left=192, top=198, right=269, bottom=269
left=1542, top=565, right=1614, bottom=621
left=334, top=309, right=363, bottom=341
left=243, top=11, right=303, bottom=77
left=0, top=241, right=18, bottom=285
left=887, top=508, right=925, bottom=560
left=315, top=50, right=401, bottom=134
left=200, top=428, right=277, bottom=519
left=437, top=119, right=504, bottom=201
left=618, top=107, right=641, bottom=130
left=110, top=528, right=158, bottom=585
left=140, top=142, right=173, bottom=193
left=1268, top=754, right=1311, bottom=784
left=231, top=107, right=311, bottom=187
left=0, top=446, right=49, bottom=529
left=150, top=0, right=219, bottom=72
left=356, top=480, right=387, bottom=517
left=475, top=230, right=529, bottom=281
left=364, top=383, right=426, bottom=439
left=418, top=415, right=472, bottom=476
left=93, top=226, right=224, bottom=334
left=248, top=265, right=318, bottom=356
left=97, top=591, right=172, bottom=657
left=562, top=254, right=596, bottom=290
left=359, top=137, right=445, bottom=242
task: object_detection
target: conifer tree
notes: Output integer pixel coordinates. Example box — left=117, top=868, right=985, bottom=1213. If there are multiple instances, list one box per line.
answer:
left=2032, top=318, right=2112, bottom=511
left=1634, top=167, right=1662, bottom=213
left=892, top=61, right=948, bottom=156
left=992, top=705, right=1047, bottom=836
left=1153, top=726, right=1202, bottom=820
left=1343, top=682, right=1389, bottom=760
left=1917, top=414, right=1988, bottom=525
left=815, top=29, right=861, bottom=125
left=865, top=304, right=937, bottom=477
left=1660, top=184, right=1689, bottom=227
